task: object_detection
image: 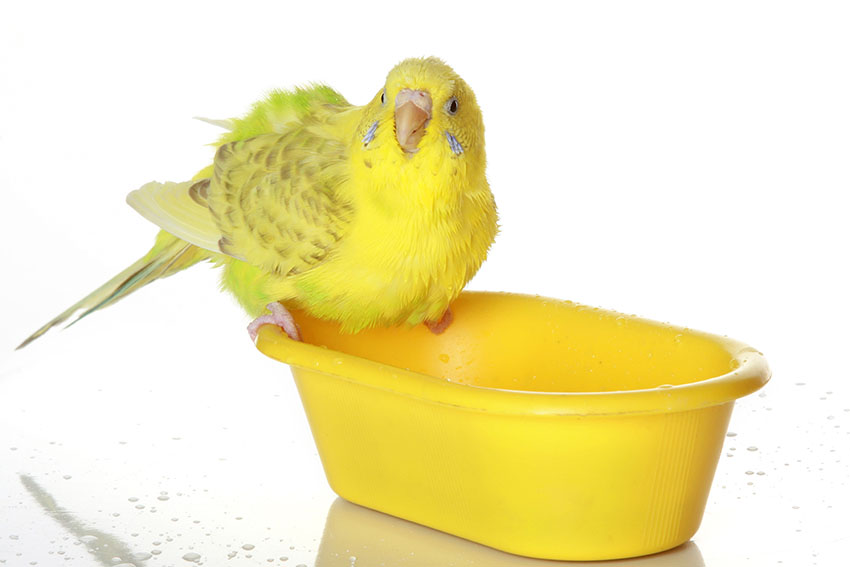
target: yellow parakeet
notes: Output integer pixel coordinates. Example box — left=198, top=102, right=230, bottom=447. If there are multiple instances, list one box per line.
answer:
left=19, top=57, right=498, bottom=348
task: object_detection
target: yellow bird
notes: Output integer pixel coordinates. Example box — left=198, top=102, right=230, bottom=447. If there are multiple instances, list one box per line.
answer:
left=19, top=57, right=498, bottom=348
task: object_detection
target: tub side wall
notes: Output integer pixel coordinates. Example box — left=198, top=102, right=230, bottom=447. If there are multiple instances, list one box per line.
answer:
left=293, top=368, right=735, bottom=561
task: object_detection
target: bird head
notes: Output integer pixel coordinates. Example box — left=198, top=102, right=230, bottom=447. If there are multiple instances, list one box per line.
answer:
left=359, top=57, right=484, bottom=162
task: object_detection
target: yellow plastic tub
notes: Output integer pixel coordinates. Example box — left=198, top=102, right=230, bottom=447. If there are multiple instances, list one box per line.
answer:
left=255, top=292, right=770, bottom=561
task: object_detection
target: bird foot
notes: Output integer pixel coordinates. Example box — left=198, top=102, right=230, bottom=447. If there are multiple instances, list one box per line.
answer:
left=247, top=302, right=301, bottom=341
left=424, top=307, right=453, bottom=335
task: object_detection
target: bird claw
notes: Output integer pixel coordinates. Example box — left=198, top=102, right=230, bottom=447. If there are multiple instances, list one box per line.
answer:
left=424, top=307, right=453, bottom=335
left=247, top=302, right=301, bottom=341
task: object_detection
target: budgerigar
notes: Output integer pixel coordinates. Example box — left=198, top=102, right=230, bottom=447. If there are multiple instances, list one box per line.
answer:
left=19, top=57, right=498, bottom=349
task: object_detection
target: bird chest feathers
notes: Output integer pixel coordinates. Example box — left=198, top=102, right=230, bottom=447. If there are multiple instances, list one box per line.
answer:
left=290, top=150, right=496, bottom=332
left=355, top=156, right=487, bottom=276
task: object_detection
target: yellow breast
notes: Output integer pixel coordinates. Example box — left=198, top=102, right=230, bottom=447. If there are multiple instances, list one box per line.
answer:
left=288, top=136, right=497, bottom=332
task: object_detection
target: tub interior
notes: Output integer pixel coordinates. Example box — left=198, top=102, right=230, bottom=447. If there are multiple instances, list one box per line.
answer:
left=291, top=293, right=736, bottom=393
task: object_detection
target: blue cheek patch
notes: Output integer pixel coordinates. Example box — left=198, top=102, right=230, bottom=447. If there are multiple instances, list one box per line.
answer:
left=445, top=131, right=464, bottom=155
left=362, top=121, right=378, bottom=145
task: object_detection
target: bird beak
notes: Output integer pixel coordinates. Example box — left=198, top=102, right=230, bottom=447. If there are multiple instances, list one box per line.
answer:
left=395, top=89, right=432, bottom=153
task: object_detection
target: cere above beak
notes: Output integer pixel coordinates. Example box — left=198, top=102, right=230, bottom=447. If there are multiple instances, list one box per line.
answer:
left=395, top=89, right=432, bottom=153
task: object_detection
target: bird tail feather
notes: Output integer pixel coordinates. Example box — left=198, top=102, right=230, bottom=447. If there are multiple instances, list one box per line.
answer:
left=17, top=232, right=209, bottom=350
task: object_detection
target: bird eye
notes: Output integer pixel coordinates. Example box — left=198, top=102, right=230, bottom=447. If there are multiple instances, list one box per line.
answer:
left=381, top=90, right=386, bottom=105
left=446, top=97, right=459, bottom=115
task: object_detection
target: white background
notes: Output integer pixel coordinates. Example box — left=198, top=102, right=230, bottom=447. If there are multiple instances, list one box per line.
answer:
left=1, top=1, right=848, bottom=566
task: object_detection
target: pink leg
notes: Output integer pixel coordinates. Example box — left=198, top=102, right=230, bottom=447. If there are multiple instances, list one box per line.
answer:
left=247, top=302, right=301, bottom=341
left=424, top=307, right=453, bottom=335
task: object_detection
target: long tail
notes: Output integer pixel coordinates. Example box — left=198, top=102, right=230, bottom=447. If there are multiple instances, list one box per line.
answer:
left=17, top=231, right=210, bottom=350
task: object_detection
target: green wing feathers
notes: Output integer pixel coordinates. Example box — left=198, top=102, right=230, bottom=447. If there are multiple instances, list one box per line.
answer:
left=126, top=180, right=237, bottom=258
left=218, top=84, right=349, bottom=143
left=127, top=129, right=354, bottom=277
left=209, top=132, right=353, bottom=277
left=17, top=233, right=207, bottom=349
left=129, top=84, right=357, bottom=274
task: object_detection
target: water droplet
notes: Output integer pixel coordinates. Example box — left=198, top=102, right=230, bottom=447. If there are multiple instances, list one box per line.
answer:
left=726, top=432, right=737, bottom=437
left=128, top=497, right=138, bottom=502
left=62, top=475, right=72, bottom=480
left=747, top=446, right=758, bottom=452
left=438, top=354, right=450, bottom=363
left=130, top=552, right=152, bottom=561
left=242, top=544, right=255, bottom=551
left=151, top=550, right=161, bottom=556
left=182, top=552, right=201, bottom=562
left=745, top=470, right=754, bottom=475
left=157, top=495, right=170, bottom=501
left=79, top=536, right=98, bottom=545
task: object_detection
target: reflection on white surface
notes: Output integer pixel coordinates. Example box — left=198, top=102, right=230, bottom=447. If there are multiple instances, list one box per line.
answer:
left=0, top=310, right=336, bottom=567
left=315, top=498, right=705, bottom=567
left=21, top=475, right=142, bottom=566
left=16, top=470, right=707, bottom=567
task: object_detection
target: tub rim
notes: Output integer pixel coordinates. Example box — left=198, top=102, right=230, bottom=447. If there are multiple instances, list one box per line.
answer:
left=255, top=292, right=771, bottom=416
